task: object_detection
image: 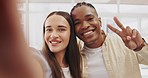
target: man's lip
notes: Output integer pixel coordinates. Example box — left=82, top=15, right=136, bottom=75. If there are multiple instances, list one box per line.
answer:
left=81, top=29, right=95, bottom=35
left=83, top=31, right=93, bottom=36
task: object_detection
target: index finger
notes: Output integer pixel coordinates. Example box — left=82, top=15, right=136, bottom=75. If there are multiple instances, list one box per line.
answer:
left=113, top=16, right=125, bottom=30
left=107, top=24, right=120, bottom=35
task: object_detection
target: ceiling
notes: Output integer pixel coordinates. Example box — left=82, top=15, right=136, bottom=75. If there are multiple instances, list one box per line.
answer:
left=19, top=0, right=148, bottom=5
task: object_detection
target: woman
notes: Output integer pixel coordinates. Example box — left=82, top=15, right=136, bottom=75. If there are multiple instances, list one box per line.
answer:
left=0, top=0, right=82, bottom=77
left=33, top=11, right=82, bottom=78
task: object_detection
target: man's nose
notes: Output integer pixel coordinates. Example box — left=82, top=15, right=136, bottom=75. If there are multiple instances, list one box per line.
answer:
left=81, top=21, right=90, bottom=30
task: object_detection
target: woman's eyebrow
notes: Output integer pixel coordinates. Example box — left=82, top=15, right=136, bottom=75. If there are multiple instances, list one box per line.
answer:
left=45, top=26, right=51, bottom=28
left=58, top=25, right=68, bottom=28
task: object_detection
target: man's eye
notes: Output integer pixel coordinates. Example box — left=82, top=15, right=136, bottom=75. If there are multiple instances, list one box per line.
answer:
left=88, top=18, right=93, bottom=21
left=74, top=22, right=80, bottom=25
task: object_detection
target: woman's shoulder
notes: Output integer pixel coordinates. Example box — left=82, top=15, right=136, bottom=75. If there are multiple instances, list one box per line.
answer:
left=30, top=47, right=48, bottom=66
left=30, top=47, right=52, bottom=78
left=30, top=47, right=42, bottom=55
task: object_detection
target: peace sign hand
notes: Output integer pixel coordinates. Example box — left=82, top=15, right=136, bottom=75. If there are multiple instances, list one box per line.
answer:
left=107, top=16, right=144, bottom=50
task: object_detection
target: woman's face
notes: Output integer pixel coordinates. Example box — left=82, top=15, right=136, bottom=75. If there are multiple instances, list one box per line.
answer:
left=44, top=15, right=70, bottom=53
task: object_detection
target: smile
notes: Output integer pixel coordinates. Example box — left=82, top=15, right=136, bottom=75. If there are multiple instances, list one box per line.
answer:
left=83, top=31, right=93, bottom=35
left=82, top=28, right=95, bottom=36
left=50, top=40, right=62, bottom=46
left=50, top=41, right=60, bottom=44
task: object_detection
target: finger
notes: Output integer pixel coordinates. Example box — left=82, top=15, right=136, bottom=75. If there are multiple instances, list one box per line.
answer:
left=132, top=29, right=143, bottom=47
left=107, top=24, right=120, bottom=35
left=126, top=26, right=132, bottom=35
left=126, top=36, right=132, bottom=41
left=125, top=36, right=137, bottom=49
left=122, top=36, right=130, bottom=44
left=132, top=29, right=138, bottom=38
left=124, top=36, right=131, bottom=46
left=113, top=16, right=125, bottom=30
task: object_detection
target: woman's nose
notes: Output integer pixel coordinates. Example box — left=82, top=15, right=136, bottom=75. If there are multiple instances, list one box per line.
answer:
left=50, top=31, right=59, bottom=38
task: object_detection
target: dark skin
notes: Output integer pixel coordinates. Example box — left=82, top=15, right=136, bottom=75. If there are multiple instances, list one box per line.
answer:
left=71, top=6, right=105, bottom=48
left=107, top=17, right=145, bottom=50
left=71, top=5, right=145, bottom=51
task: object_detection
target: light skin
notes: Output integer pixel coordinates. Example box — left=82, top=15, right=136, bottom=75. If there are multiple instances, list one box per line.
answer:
left=0, top=0, right=43, bottom=78
left=44, top=15, right=70, bottom=67
left=71, top=5, right=145, bottom=50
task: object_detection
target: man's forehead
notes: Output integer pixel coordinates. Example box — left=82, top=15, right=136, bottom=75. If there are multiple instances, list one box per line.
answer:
left=72, top=6, right=96, bottom=17
left=72, top=6, right=96, bottom=19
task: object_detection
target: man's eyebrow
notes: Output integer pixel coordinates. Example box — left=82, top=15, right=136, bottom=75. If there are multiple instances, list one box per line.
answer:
left=85, top=14, right=93, bottom=17
left=74, top=14, right=93, bottom=22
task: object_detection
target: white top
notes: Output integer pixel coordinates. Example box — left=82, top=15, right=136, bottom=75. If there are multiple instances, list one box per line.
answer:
left=62, top=67, right=72, bottom=78
left=83, top=46, right=109, bottom=78
left=31, top=47, right=72, bottom=78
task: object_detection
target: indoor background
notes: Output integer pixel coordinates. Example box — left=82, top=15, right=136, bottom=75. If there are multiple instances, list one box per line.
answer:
left=17, top=0, right=148, bottom=77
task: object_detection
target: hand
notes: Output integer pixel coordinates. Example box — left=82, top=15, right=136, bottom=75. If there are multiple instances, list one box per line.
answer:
left=107, top=16, right=144, bottom=50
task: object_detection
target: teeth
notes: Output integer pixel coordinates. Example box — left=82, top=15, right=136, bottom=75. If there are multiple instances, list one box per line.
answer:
left=83, top=31, right=93, bottom=35
left=51, top=42, right=59, bottom=44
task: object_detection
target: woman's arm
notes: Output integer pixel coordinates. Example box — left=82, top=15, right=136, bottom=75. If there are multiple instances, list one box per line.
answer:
left=0, top=0, right=43, bottom=78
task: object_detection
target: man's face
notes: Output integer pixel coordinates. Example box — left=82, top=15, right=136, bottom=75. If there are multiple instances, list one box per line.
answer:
left=71, top=5, right=102, bottom=47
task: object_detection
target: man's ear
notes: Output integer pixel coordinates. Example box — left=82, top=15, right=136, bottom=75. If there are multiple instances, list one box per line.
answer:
left=98, top=17, right=102, bottom=27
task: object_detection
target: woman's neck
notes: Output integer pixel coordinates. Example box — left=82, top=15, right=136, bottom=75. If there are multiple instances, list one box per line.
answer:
left=54, top=51, right=68, bottom=68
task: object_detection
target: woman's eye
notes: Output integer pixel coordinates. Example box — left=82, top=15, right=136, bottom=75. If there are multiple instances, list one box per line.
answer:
left=46, top=29, right=52, bottom=32
left=59, top=29, right=66, bottom=31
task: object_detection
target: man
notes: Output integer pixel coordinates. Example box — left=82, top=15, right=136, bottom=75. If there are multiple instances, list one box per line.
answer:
left=70, top=2, right=148, bottom=78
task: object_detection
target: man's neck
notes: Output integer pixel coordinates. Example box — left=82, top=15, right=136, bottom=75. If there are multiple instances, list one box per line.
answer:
left=85, top=32, right=106, bottom=48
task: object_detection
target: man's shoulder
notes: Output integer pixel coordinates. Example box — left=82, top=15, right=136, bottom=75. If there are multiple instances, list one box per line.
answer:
left=103, top=33, right=128, bottom=49
left=107, top=33, right=120, bottom=38
left=105, top=33, right=122, bottom=42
